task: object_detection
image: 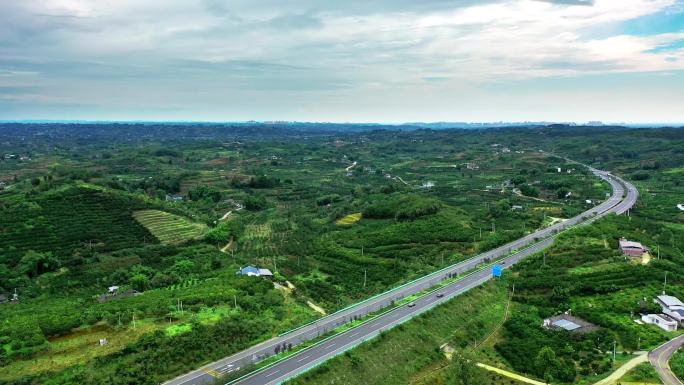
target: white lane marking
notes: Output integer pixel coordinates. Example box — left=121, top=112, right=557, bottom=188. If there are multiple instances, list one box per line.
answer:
left=264, top=369, right=280, bottom=378
left=327, top=343, right=336, bottom=349
left=296, top=355, right=311, bottom=363
left=349, top=332, right=359, bottom=338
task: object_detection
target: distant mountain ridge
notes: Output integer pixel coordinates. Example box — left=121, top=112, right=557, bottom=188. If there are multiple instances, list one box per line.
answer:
left=0, top=122, right=681, bottom=141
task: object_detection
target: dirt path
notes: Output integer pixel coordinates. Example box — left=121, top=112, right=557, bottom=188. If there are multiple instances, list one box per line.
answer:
left=219, top=237, right=234, bottom=253
left=476, top=363, right=549, bottom=385
left=345, top=161, right=357, bottom=172
left=219, top=211, right=232, bottom=221
left=594, top=352, right=648, bottom=385
left=307, top=301, right=326, bottom=316
left=512, top=188, right=551, bottom=203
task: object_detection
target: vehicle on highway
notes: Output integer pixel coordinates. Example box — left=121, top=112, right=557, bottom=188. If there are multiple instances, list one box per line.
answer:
left=436, top=293, right=445, bottom=298
left=407, top=302, right=416, bottom=307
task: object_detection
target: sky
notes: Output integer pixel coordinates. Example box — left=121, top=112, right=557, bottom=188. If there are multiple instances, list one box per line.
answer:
left=0, top=0, right=683, bottom=123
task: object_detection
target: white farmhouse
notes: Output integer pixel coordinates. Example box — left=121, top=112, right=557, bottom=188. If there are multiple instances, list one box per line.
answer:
left=641, top=313, right=678, bottom=332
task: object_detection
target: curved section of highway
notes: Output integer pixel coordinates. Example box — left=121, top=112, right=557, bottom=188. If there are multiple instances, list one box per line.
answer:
left=165, top=165, right=637, bottom=385
left=650, top=335, right=684, bottom=385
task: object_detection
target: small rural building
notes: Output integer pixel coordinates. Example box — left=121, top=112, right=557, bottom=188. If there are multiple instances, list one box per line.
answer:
left=511, top=205, right=523, bottom=210
left=238, top=266, right=261, bottom=276
left=97, top=288, right=141, bottom=303
left=656, top=295, right=684, bottom=322
left=165, top=194, right=184, bottom=202
left=641, top=313, right=678, bottom=332
left=108, top=286, right=120, bottom=294
left=238, top=266, right=274, bottom=278
left=466, top=162, right=479, bottom=170
left=543, top=313, right=598, bottom=334
left=677, top=203, right=684, bottom=211
left=619, top=238, right=649, bottom=256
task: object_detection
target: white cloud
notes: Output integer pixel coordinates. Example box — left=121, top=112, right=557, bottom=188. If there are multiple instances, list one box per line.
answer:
left=0, top=0, right=683, bottom=121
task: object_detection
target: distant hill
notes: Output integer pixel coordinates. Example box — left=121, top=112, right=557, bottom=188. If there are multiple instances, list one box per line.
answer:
left=0, top=122, right=681, bottom=143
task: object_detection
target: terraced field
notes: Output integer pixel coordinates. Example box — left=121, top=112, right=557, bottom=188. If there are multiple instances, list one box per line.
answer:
left=133, top=210, right=208, bottom=244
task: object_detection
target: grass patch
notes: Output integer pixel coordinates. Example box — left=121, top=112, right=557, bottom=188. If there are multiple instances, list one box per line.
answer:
left=336, top=212, right=362, bottom=225
left=0, top=320, right=166, bottom=381
left=671, top=350, right=684, bottom=382
left=618, top=362, right=661, bottom=384
left=133, top=209, right=208, bottom=244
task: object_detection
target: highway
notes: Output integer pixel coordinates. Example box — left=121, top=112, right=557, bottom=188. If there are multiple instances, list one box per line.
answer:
left=164, top=165, right=637, bottom=385
left=650, top=335, right=684, bottom=385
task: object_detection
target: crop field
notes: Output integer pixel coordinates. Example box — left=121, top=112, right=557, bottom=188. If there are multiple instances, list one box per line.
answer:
left=133, top=209, right=208, bottom=244
left=336, top=212, right=362, bottom=225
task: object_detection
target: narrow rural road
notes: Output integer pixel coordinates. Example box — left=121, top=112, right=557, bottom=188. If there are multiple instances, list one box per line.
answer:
left=164, top=162, right=637, bottom=385
left=650, top=335, right=684, bottom=385
left=593, top=352, right=648, bottom=385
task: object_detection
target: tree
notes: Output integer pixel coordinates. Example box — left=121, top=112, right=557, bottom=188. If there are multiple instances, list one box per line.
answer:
left=19, top=250, right=59, bottom=278
left=130, top=273, right=150, bottom=291
left=556, top=187, right=570, bottom=199
left=245, top=195, right=267, bottom=211
left=450, top=352, right=485, bottom=385
left=535, top=346, right=560, bottom=381
left=520, top=184, right=540, bottom=198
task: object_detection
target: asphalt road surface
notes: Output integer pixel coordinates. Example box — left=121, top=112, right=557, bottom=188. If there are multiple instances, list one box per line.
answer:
left=165, top=167, right=636, bottom=385
left=650, top=335, right=684, bottom=385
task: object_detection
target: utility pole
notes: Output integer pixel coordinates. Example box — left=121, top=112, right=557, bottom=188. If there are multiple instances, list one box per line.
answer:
left=132, top=314, right=136, bottom=329
left=664, top=271, right=668, bottom=292
left=479, top=227, right=482, bottom=239
left=543, top=252, right=546, bottom=267
left=441, top=251, right=445, bottom=266
left=234, top=294, right=237, bottom=309
left=657, top=244, right=660, bottom=260
left=363, top=269, right=367, bottom=289
left=273, top=256, right=277, bottom=273
left=613, top=340, right=617, bottom=362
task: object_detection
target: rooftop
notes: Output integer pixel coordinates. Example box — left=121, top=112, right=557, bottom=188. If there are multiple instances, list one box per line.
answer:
left=552, top=319, right=581, bottom=331
left=619, top=238, right=646, bottom=250
left=657, top=295, right=684, bottom=308
left=544, top=313, right=598, bottom=334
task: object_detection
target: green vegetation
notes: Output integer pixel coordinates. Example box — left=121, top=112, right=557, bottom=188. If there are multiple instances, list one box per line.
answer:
left=288, top=282, right=510, bottom=385
left=671, top=351, right=684, bottom=382
left=336, top=212, right=362, bottom=225
left=618, top=362, right=660, bottom=383
left=133, top=210, right=208, bottom=244
left=0, top=124, right=681, bottom=385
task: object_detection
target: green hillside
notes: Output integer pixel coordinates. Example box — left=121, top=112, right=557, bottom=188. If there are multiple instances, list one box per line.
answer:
left=0, top=185, right=154, bottom=267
